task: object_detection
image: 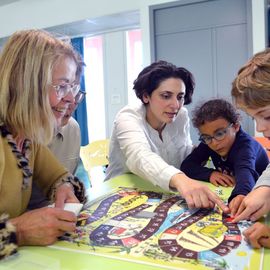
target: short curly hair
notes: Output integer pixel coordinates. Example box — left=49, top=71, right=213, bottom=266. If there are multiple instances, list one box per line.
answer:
left=133, top=60, right=195, bottom=105
left=192, top=99, right=240, bottom=128
left=232, top=48, right=270, bottom=109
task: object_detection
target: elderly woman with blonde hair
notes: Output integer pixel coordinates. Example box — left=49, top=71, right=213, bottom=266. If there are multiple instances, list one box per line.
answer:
left=0, top=29, right=86, bottom=259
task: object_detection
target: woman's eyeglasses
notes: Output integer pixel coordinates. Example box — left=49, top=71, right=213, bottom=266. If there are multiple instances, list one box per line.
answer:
left=199, top=123, right=234, bottom=145
left=74, top=90, right=86, bottom=105
left=52, top=83, right=81, bottom=99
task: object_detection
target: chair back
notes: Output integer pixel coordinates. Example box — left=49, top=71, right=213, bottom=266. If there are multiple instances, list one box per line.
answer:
left=80, top=139, right=110, bottom=172
left=254, top=136, right=270, bottom=159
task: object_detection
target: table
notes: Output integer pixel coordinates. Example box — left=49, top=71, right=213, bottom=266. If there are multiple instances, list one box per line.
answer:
left=0, top=173, right=269, bottom=270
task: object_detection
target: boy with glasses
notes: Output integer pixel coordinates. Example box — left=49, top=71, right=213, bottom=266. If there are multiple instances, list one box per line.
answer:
left=180, top=99, right=268, bottom=215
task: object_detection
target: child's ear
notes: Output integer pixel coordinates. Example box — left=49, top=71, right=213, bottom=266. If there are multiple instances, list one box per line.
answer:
left=233, top=122, right=240, bottom=132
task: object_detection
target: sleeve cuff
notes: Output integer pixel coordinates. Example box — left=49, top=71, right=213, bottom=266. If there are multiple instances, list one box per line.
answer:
left=0, top=214, right=18, bottom=260
left=50, top=173, right=87, bottom=204
left=158, top=166, right=182, bottom=191
left=254, top=178, right=270, bottom=189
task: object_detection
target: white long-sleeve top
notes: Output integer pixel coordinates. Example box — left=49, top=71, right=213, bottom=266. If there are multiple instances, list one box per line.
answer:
left=105, top=104, right=193, bottom=190
left=254, top=163, right=270, bottom=188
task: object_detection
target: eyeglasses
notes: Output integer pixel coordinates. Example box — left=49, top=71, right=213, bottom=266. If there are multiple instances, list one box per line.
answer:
left=199, top=123, right=234, bottom=145
left=74, top=90, right=86, bottom=105
left=52, top=83, right=80, bottom=99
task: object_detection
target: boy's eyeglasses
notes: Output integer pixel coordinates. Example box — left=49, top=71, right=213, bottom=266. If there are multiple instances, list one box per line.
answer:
left=52, top=83, right=80, bottom=99
left=74, top=90, right=86, bottom=105
left=199, top=123, right=234, bottom=145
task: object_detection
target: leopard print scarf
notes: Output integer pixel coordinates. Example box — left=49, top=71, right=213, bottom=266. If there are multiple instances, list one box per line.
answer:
left=0, top=125, right=32, bottom=189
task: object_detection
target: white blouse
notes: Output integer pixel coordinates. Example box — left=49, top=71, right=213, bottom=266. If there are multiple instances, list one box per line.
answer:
left=254, top=163, right=270, bottom=189
left=105, top=104, right=193, bottom=190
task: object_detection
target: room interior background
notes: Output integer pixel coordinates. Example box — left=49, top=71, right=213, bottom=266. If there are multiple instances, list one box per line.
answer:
left=0, top=0, right=267, bottom=144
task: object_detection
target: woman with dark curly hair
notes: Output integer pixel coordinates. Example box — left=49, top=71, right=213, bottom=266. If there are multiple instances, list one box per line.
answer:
left=181, top=98, right=268, bottom=216
left=105, top=60, right=228, bottom=212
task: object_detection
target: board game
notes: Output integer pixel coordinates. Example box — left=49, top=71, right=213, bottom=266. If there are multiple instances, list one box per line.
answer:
left=51, top=187, right=264, bottom=270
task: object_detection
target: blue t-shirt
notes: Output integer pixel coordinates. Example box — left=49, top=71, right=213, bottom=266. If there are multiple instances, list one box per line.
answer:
left=180, top=128, right=269, bottom=202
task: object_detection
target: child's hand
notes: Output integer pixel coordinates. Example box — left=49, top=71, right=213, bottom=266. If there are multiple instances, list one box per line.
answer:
left=210, top=171, right=235, bottom=187
left=232, top=186, right=270, bottom=222
left=243, top=222, right=270, bottom=248
left=229, top=195, right=245, bottom=216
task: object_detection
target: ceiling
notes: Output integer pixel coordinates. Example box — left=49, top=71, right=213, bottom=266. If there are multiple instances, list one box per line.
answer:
left=45, top=10, right=140, bottom=38
left=0, top=10, right=140, bottom=47
left=0, top=0, right=20, bottom=7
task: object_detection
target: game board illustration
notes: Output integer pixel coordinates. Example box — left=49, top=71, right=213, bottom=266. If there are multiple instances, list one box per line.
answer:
left=52, top=188, right=264, bottom=270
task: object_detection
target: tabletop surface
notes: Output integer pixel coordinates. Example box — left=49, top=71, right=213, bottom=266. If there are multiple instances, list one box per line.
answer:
left=0, top=173, right=269, bottom=270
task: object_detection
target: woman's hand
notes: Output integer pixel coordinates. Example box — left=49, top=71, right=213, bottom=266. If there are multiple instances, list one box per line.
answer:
left=229, top=195, right=245, bottom=216
left=232, top=186, right=270, bottom=222
left=209, top=171, right=235, bottom=187
left=243, top=222, right=270, bottom=248
left=55, top=183, right=80, bottom=209
left=10, top=207, right=77, bottom=246
left=170, top=173, right=229, bottom=212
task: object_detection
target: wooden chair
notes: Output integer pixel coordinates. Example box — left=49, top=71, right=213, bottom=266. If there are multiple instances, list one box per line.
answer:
left=254, top=136, right=270, bottom=159
left=80, top=139, right=110, bottom=183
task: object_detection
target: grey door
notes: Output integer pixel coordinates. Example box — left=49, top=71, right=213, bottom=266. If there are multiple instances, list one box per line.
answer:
left=150, top=0, right=253, bottom=143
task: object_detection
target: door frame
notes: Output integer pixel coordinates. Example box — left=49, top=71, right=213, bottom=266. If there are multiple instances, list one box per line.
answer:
left=149, top=0, right=256, bottom=136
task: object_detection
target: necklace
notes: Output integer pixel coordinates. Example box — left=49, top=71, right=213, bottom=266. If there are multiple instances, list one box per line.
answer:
left=221, top=156, right=227, bottom=162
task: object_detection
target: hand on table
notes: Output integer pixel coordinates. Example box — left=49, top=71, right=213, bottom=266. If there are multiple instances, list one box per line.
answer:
left=232, top=186, right=270, bottom=222
left=229, top=194, right=245, bottom=216
left=10, top=207, right=77, bottom=246
left=170, top=173, right=229, bottom=213
left=210, top=171, right=235, bottom=187
left=243, top=222, right=270, bottom=248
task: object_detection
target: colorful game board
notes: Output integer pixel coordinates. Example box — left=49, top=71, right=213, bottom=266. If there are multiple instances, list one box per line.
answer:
left=51, top=188, right=264, bottom=270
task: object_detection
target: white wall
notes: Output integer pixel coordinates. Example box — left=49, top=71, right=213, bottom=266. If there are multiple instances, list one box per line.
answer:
left=251, top=0, right=267, bottom=136
left=0, top=0, right=174, bottom=63
left=103, top=31, right=128, bottom=137
left=251, top=0, right=267, bottom=53
left=0, top=0, right=174, bottom=37
left=0, top=0, right=267, bottom=64
left=0, top=0, right=267, bottom=137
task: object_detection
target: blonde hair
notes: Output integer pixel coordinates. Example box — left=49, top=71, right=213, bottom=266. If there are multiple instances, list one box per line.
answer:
left=0, top=29, right=82, bottom=144
left=231, top=48, right=270, bottom=109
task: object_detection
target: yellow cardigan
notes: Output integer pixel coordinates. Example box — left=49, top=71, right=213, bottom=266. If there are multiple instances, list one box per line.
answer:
left=0, top=135, right=69, bottom=218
